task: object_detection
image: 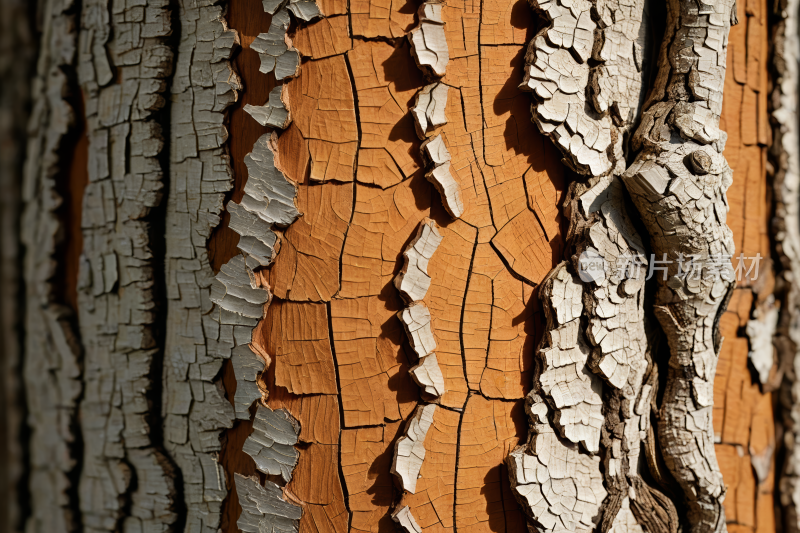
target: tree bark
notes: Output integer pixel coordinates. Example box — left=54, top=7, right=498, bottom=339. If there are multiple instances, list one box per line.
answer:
left=0, top=0, right=788, bottom=532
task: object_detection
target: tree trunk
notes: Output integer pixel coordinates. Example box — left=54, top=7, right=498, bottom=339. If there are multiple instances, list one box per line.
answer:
left=0, top=0, right=792, bottom=532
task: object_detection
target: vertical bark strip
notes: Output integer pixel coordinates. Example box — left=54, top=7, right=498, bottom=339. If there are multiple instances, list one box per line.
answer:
left=20, top=1, right=82, bottom=531
left=0, top=0, right=35, bottom=530
left=772, top=0, right=800, bottom=530
left=569, top=176, right=679, bottom=533
left=712, top=0, right=777, bottom=528
left=624, top=2, right=737, bottom=531
left=75, top=1, right=176, bottom=529
left=218, top=0, right=348, bottom=530
left=163, top=3, right=243, bottom=532
left=507, top=266, right=608, bottom=533
left=510, top=0, right=739, bottom=532
left=509, top=0, right=680, bottom=531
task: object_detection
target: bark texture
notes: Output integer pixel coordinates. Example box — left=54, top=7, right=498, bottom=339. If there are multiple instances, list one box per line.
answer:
left=0, top=0, right=786, bottom=532
left=624, top=3, right=738, bottom=531
left=0, top=0, right=35, bottom=530
left=772, top=0, right=800, bottom=530
left=512, top=0, right=778, bottom=532
left=21, top=1, right=82, bottom=531
left=163, top=3, right=245, bottom=532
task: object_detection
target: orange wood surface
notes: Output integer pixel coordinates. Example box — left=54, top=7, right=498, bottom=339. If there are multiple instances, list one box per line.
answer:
left=216, top=0, right=779, bottom=531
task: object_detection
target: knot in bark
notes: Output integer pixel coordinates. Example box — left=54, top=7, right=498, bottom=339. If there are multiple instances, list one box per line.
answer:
left=686, top=150, right=712, bottom=175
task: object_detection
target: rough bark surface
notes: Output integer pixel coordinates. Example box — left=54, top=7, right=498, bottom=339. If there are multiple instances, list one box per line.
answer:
left=3, top=0, right=785, bottom=532
left=75, top=2, right=177, bottom=529
left=507, top=0, right=681, bottom=532
left=506, top=1, right=769, bottom=533
left=163, top=3, right=245, bottom=532
left=221, top=0, right=560, bottom=530
left=20, top=1, right=82, bottom=531
left=773, top=0, right=800, bottom=530
left=0, top=0, right=34, bottom=530
left=624, top=2, right=738, bottom=531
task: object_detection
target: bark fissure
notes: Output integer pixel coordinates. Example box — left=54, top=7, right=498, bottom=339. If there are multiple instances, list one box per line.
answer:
left=326, top=299, right=354, bottom=531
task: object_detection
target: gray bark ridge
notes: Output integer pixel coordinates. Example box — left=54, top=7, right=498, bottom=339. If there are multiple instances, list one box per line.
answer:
left=75, top=0, right=176, bottom=530
left=20, top=0, right=82, bottom=531
left=507, top=265, right=608, bottom=533
left=512, top=0, right=679, bottom=531
left=569, top=175, right=679, bottom=533
left=163, top=2, right=244, bottom=532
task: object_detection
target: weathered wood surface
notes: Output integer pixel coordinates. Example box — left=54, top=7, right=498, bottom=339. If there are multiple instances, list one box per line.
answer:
left=0, top=0, right=785, bottom=532
left=75, top=1, right=177, bottom=530
left=216, top=0, right=780, bottom=530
